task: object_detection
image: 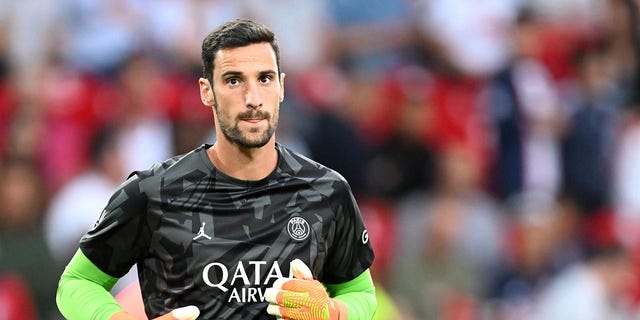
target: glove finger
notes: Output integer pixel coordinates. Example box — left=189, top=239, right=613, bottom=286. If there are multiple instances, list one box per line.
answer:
left=172, top=306, right=200, bottom=320
left=269, top=277, right=291, bottom=290
left=265, top=287, right=284, bottom=304
left=152, top=306, right=200, bottom=320
left=267, top=304, right=305, bottom=320
left=290, top=259, right=313, bottom=280
left=266, top=304, right=286, bottom=318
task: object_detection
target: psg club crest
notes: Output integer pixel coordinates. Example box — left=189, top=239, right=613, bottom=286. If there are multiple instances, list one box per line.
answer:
left=287, top=216, right=310, bottom=241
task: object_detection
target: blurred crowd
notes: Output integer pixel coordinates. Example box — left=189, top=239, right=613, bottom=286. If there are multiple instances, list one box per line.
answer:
left=1, top=0, right=640, bottom=319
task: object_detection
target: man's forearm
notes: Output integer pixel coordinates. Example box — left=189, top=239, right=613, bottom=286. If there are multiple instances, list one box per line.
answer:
left=326, top=269, right=377, bottom=319
left=57, top=249, right=123, bottom=320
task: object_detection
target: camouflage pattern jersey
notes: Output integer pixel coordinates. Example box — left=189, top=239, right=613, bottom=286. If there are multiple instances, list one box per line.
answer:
left=79, top=143, right=374, bottom=319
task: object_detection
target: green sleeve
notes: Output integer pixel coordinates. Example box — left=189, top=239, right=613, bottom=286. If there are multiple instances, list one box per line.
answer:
left=326, top=269, right=377, bottom=320
left=56, top=249, right=124, bottom=320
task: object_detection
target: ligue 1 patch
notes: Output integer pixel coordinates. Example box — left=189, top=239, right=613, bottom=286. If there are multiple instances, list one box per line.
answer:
left=287, top=216, right=310, bottom=241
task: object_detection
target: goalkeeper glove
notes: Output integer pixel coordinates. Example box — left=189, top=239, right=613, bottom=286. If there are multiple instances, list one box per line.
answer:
left=110, top=305, right=200, bottom=320
left=265, top=259, right=348, bottom=320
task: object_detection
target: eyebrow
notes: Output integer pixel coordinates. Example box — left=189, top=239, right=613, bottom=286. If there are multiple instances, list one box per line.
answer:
left=220, top=70, right=277, bottom=78
left=259, top=70, right=277, bottom=76
left=220, top=71, right=242, bottom=78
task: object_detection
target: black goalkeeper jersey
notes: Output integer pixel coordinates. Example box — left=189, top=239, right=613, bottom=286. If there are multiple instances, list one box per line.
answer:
left=79, top=143, right=374, bottom=319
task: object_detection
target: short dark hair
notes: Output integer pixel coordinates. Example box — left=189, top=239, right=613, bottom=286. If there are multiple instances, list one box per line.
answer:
left=201, top=19, right=280, bottom=84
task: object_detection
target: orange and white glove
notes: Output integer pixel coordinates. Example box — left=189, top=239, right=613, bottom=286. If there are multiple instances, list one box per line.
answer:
left=265, top=259, right=347, bottom=320
left=110, top=305, right=200, bottom=320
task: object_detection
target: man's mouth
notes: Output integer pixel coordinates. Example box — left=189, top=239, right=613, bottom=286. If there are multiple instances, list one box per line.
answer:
left=239, top=111, right=268, bottom=123
left=241, top=118, right=264, bottom=123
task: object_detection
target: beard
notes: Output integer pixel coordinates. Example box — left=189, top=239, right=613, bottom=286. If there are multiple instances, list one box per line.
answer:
left=214, top=106, right=279, bottom=148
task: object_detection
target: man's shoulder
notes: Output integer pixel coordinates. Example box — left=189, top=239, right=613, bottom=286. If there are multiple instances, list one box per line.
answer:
left=132, top=145, right=212, bottom=189
left=277, top=143, right=349, bottom=185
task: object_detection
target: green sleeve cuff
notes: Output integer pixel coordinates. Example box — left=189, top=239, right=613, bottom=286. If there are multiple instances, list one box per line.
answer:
left=56, top=249, right=124, bottom=320
left=326, top=269, right=377, bottom=320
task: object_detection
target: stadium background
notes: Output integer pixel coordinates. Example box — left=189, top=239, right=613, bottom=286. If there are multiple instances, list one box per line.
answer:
left=1, top=0, right=640, bottom=319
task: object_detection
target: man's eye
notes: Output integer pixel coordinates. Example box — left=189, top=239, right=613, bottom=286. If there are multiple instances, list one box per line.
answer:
left=227, top=78, right=240, bottom=85
left=259, top=76, right=272, bottom=84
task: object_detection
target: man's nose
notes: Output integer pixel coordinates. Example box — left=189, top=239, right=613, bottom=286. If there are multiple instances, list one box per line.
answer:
left=245, top=82, right=263, bottom=109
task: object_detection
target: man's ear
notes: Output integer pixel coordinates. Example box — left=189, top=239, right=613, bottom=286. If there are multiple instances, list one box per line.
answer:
left=199, top=78, right=215, bottom=107
left=279, top=72, right=286, bottom=103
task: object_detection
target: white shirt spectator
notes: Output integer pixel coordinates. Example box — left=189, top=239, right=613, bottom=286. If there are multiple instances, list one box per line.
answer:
left=415, top=0, right=520, bottom=77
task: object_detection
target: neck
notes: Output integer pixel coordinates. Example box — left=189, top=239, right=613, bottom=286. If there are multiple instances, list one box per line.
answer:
left=207, top=139, right=278, bottom=181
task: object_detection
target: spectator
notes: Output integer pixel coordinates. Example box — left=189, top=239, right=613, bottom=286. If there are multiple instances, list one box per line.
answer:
left=302, top=66, right=370, bottom=195
left=112, top=53, right=174, bottom=175
left=488, top=191, right=582, bottom=319
left=561, top=43, right=621, bottom=215
left=45, top=126, right=125, bottom=264
left=325, top=0, right=414, bottom=77
left=0, top=158, right=60, bottom=318
left=390, top=145, right=505, bottom=319
left=532, top=241, right=635, bottom=320
left=412, top=0, right=519, bottom=78
left=488, top=7, right=564, bottom=200
left=363, top=65, right=437, bottom=202
left=59, top=0, right=142, bottom=75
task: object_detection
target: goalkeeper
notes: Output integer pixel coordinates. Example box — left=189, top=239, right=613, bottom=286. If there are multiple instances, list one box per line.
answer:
left=56, top=19, right=376, bottom=319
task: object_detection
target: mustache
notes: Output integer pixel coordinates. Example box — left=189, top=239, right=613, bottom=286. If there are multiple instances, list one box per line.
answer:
left=237, top=110, right=270, bottom=120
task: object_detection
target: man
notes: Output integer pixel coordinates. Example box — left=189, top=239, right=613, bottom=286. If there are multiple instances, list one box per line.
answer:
left=56, top=19, right=377, bottom=320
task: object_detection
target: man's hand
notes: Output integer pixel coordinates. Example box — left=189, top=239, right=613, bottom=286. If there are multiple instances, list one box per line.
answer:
left=265, top=259, right=347, bottom=320
left=110, top=305, right=200, bottom=320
